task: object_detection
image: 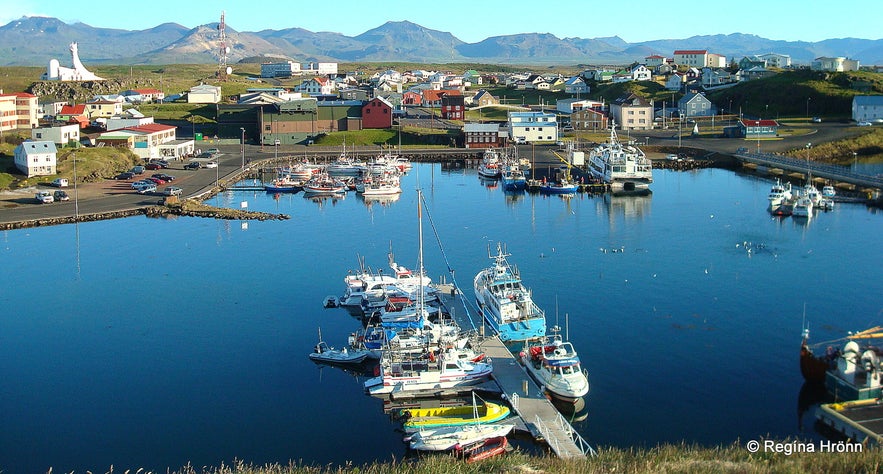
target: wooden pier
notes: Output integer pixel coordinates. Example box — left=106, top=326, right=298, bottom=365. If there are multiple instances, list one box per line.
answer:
left=476, top=335, right=596, bottom=458
left=816, top=399, right=883, bottom=446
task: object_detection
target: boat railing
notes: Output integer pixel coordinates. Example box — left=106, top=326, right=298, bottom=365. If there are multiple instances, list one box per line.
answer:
left=534, top=412, right=597, bottom=457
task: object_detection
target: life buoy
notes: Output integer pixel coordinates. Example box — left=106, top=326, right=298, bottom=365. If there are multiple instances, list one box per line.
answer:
left=429, top=352, right=436, bottom=362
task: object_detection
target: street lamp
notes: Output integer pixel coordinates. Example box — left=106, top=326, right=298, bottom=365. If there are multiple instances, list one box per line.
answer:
left=240, top=127, right=245, bottom=169
left=806, top=97, right=811, bottom=120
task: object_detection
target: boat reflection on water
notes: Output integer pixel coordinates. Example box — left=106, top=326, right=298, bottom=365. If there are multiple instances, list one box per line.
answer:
left=602, top=189, right=652, bottom=222
left=504, top=190, right=526, bottom=206
left=304, top=193, right=346, bottom=207
left=797, top=382, right=831, bottom=434
left=479, top=177, right=500, bottom=189
left=359, top=193, right=401, bottom=208
left=312, top=357, right=380, bottom=378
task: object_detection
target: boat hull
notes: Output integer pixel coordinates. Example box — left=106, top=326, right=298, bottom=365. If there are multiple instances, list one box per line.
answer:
left=403, top=402, right=510, bottom=430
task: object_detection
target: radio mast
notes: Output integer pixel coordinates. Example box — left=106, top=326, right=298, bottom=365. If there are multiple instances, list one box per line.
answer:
left=217, top=10, right=232, bottom=81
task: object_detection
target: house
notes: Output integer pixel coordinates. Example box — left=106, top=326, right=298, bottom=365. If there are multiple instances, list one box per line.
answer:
left=563, top=76, right=590, bottom=95
left=739, top=119, right=779, bottom=138
left=556, top=98, right=604, bottom=114
left=666, top=73, right=686, bottom=91
left=462, top=70, right=482, bottom=87
left=362, top=97, right=393, bottom=129
left=402, top=90, right=423, bottom=106
left=707, top=53, right=727, bottom=68
left=610, top=94, right=653, bottom=131
left=701, top=68, right=736, bottom=88
left=14, top=140, right=57, bottom=177
left=120, top=88, right=165, bottom=103
left=852, top=96, right=883, bottom=123
left=57, top=104, right=88, bottom=122
left=294, top=77, right=335, bottom=96
left=440, top=94, right=465, bottom=120
left=261, top=61, right=301, bottom=78
left=87, top=99, right=123, bottom=118
left=340, top=88, right=370, bottom=101
left=472, top=90, right=499, bottom=107
left=188, top=84, right=222, bottom=104
left=678, top=92, right=714, bottom=117
left=463, top=123, right=503, bottom=149
left=508, top=111, right=557, bottom=143
left=812, top=57, right=860, bottom=72
left=421, top=89, right=460, bottom=108
left=630, top=64, right=652, bottom=81
left=645, top=55, right=668, bottom=67
left=739, top=56, right=767, bottom=70
left=0, top=91, right=39, bottom=131
left=674, top=50, right=710, bottom=67
left=301, top=62, right=338, bottom=75
left=738, top=66, right=775, bottom=82
left=106, top=110, right=152, bottom=131
left=31, top=123, right=80, bottom=146
left=571, top=108, right=608, bottom=131
left=759, top=53, right=791, bottom=69
left=96, top=123, right=177, bottom=159
left=37, top=98, right=68, bottom=119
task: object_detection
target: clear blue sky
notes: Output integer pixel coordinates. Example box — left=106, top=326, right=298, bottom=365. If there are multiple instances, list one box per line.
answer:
left=0, top=0, right=880, bottom=43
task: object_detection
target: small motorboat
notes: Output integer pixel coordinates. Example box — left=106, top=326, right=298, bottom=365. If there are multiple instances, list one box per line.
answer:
left=308, top=328, right=378, bottom=365
left=406, top=423, right=514, bottom=452
left=459, top=435, right=510, bottom=463
left=402, top=394, right=510, bottom=431
left=323, top=295, right=338, bottom=308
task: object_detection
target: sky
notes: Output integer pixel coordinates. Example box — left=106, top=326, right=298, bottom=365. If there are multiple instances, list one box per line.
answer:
left=0, top=0, right=881, bottom=44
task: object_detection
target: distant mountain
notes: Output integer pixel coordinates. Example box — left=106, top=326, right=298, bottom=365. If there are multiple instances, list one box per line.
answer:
left=0, top=16, right=880, bottom=67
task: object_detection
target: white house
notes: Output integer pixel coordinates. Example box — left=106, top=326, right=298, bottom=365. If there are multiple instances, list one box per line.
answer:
left=759, top=53, right=791, bottom=68
left=666, top=73, right=686, bottom=91
left=631, top=64, right=652, bottom=81
left=556, top=98, right=604, bottom=114
left=563, top=76, right=590, bottom=94
left=14, top=141, right=57, bottom=177
left=187, top=84, right=222, bottom=104
left=294, top=77, right=335, bottom=96
left=97, top=123, right=177, bottom=159
left=812, top=57, right=860, bottom=72
left=852, top=96, right=883, bottom=123
left=508, top=111, right=558, bottom=143
left=31, top=123, right=80, bottom=146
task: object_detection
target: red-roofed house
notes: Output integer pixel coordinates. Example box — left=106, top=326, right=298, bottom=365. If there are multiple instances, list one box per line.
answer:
left=0, top=92, right=39, bottom=130
left=402, top=91, right=422, bottom=106
left=739, top=119, right=779, bottom=138
left=96, top=123, right=177, bottom=158
left=134, top=88, right=165, bottom=103
left=57, top=104, right=89, bottom=122
left=421, top=89, right=461, bottom=107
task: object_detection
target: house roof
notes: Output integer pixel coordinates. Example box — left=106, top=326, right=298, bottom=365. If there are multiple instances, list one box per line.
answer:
left=740, top=119, right=779, bottom=127
left=853, top=95, right=883, bottom=106
left=646, top=55, right=666, bottom=59
left=464, top=123, right=500, bottom=133
left=123, top=123, right=176, bottom=134
left=422, top=89, right=461, bottom=102
left=675, top=50, right=708, bottom=55
left=366, top=96, right=393, bottom=108
left=60, top=104, right=86, bottom=115
left=614, top=94, right=650, bottom=107
left=19, top=141, right=57, bottom=154
left=133, top=88, right=163, bottom=95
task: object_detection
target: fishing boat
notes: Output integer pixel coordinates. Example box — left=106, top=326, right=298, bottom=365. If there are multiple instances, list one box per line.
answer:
left=767, top=178, right=793, bottom=210
left=501, top=163, right=527, bottom=191
left=587, top=122, right=653, bottom=191
left=477, top=149, right=503, bottom=179
left=401, top=395, right=510, bottom=431
left=538, top=172, right=579, bottom=195
left=406, top=423, right=514, bottom=452
left=302, top=172, right=346, bottom=195
left=822, top=185, right=837, bottom=198
left=460, top=435, right=509, bottom=463
left=341, top=268, right=398, bottom=307
left=791, top=193, right=813, bottom=218
left=264, top=173, right=303, bottom=193
left=308, top=328, right=379, bottom=365
left=801, top=326, right=883, bottom=400
left=358, top=173, right=402, bottom=196
left=473, top=243, right=546, bottom=342
left=520, top=332, right=590, bottom=403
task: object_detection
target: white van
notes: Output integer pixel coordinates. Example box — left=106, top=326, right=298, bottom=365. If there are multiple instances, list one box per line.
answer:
left=51, top=178, right=69, bottom=187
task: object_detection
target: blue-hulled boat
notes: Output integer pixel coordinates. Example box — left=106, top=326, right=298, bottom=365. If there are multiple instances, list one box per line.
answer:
left=473, top=243, right=546, bottom=342
left=501, top=163, right=527, bottom=191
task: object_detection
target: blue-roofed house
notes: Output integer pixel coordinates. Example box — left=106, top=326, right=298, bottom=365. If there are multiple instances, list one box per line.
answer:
left=14, top=140, right=58, bottom=177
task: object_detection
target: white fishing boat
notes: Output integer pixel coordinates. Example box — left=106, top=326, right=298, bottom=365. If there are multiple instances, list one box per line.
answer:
left=767, top=178, right=793, bottom=209
left=792, top=193, right=813, bottom=218
left=406, top=423, right=514, bottom=452
left=473, top=243, right=546, bottom=342
left=587, top=122, right=653, bottom=191
left=477, top=149, right=503, bottom=179
left=822, top=185, right=836, bottom=198
left=358, top=172, right=402, bottom=196
left=520, top=331, right=589, bottom=403
left=302, top=172, right=347, bottom=195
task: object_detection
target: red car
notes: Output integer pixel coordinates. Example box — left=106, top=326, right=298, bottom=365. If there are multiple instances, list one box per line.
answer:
left=145, top=163, right=162, bottom=170
left=146, top=177, right=166, bottom=184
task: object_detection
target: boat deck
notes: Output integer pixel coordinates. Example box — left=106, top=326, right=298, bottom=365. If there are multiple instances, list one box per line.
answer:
left=816, top=399, right=883, bottom=446
left=476, top=335, right=594, bottom=458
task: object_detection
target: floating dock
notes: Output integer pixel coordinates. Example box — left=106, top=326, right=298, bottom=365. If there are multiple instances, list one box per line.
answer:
left=816, top=399, right=883, bottom=446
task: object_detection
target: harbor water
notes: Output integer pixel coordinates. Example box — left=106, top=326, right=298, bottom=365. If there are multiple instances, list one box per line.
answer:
left=0, top=163, right=881, bottom=473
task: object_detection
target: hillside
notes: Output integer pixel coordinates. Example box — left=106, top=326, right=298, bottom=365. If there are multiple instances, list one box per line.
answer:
left=1, top=16, right=881, bottom=66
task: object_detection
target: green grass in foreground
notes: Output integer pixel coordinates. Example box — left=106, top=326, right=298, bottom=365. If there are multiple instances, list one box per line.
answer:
left=107, top=442, right=883, bottom=474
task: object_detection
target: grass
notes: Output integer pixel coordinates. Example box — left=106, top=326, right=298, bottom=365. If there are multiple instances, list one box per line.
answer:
left=789, top=127, right=883, bottom=164
left=0, top=142, right=140, bottom=190
left=75, top=442, right=883, bottom=474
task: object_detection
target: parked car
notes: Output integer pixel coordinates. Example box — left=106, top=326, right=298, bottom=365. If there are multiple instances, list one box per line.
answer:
left=206, top=148, right=220, bottom=156
left=136, top=184, right=157, bottom=194
left=145, top=163, right=162, bottom=170
left=149, top=159, right=171, bottom=167
left=35, top=190, right=54, bottom=204
left=53, top=190, right=70, bottom=202
left=132, top=180, right=153, bottom=189
left=857, top=121, right=872, bottom=127
left=812, top=117, right=822, bottom=123
left=163, top=186, right=183, bottom=196
left=184, top=162, right=200, bottom=170
left=51, top=178, right=69, bottom=187
left=204, top=161, right=218, bottom=168
left=116, top=172, right=135, bottom=180
left=146, top=177, right=166, bottom=185
left=152, top=173, right=175, bottom=182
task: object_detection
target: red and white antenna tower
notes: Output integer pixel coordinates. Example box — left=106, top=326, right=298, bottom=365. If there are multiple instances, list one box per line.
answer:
left=217, top=10, right=232, bottom=81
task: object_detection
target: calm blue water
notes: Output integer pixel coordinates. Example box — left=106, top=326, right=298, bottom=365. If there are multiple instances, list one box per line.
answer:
left=1, top=164, right=881, bottom=473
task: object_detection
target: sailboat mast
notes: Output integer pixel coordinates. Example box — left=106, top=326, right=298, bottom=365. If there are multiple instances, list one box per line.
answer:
left=417, top=190, right=424, bottom=312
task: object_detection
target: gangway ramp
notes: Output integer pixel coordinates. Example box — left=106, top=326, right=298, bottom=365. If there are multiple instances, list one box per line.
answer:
left=477, top=335, right=595, bottom=458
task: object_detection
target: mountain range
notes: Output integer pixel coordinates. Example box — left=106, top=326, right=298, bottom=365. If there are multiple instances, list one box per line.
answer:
left=0, top=16, right=881, bottom=68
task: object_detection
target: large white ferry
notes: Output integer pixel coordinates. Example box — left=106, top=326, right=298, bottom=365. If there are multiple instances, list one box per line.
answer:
left=587, top=123, right=653, bottom=191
